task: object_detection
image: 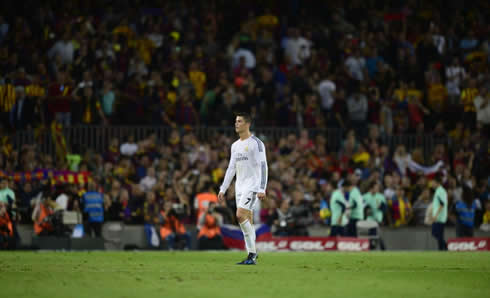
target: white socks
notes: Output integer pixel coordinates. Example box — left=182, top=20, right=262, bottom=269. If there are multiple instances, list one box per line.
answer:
left=239, top=219, right=256, bottom=254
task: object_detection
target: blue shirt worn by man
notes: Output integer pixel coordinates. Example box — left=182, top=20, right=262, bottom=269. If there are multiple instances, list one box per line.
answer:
left=454, top=200, right=477, bottom=228
left=82, top=191, right=104, bottom=223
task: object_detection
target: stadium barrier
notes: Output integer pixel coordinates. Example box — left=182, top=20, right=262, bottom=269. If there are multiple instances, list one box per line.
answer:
left=12, top=125, right=446, bottom=160
left=256, top=237, right=369, bottom=252
left=447, top=238, right=490, bottom=251
left=16, top=224, right=490, bottom=251
left=31, top=236, right=104, bottom=250
left=220, top=224, right=370, bottom=251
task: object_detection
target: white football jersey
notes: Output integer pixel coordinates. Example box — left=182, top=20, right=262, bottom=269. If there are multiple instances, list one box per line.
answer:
left=220, top=135, right=268, bottom=194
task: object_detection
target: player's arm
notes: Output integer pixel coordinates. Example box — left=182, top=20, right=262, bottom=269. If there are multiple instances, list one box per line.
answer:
left=218, top=146, right=236, bottom=201
left=379, top=196, right=387, bottom=213
left=255, top=140, right=268, bottom=199
left=336, top=199, right=346, bottom=225
left=350, top=198, right=358, bottom=210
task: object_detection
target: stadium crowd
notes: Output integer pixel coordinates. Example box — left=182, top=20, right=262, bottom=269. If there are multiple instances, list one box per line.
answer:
left=0, top=0, right=489, bottom=249
left=1, top=127, right=489, bottom=249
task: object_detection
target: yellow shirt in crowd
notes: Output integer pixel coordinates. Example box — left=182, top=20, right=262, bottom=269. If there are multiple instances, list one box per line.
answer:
left=427, top=83, right=447, bottom=111
left=461, top=88, right=478, bottom=112
left=189, top=70, right=206, bottom=100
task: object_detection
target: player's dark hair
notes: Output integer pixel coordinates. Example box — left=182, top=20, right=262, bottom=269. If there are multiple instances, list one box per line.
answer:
left=235, top=112, right=252, bottom=124
left=326, top=180, right=335, bottom=188
left=369, top=180, right=378, bottom=191
left=461, top=185, right=474, bottom=205
left=342, top=180, right=352, bottom=188
left=433, top=173, right=443, bottom=184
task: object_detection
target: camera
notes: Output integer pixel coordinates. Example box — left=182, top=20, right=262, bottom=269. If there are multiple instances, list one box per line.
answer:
left=169, top=203, right=186, bottom=219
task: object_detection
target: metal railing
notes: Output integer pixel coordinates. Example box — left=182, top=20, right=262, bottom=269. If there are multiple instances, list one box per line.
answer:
left=12, top=126, right=449, bottom=160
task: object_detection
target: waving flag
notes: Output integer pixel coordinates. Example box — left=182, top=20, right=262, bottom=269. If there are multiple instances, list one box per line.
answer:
left=220, top=224, right=272, bottom=250
left=51, top=121, right=67, bottom=164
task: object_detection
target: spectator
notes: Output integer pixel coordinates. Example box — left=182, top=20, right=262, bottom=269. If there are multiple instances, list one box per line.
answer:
left=32, top=194, right=58, bottom=236
left=0, top=177, right=15, bottom=207
left=118, top=189, right=132, bottom=222
left=17, top=181, right=45, bottom=222
left=176, top=91, right=200, bottom=127
left=47, top=31, right=74, bottom=65
left=388, top=186, right=412, bottom=227
left=128, top=184, right=145, bottom=223
left=452, top=185, right=479, bottom=237
left=0, top=81, right=16, bottom=129
left=289, top=189, right=313, bottom=236
left=271, top=199, right=293, bottom=236
left=427, top=75, right=447, bottom=118
left=481, top=201, right=490, bottom=232
left=383, top=174, right=395, bottom=201
left=66, top=144, right=82, bottom=172
left=346, top=91, right=368, bottom=136
left=460, top=30, right=479, bottom=53
left=0, top=201, right=13, bottom=249
left=474, top=86, right=490, bottom=131
left=188, top=61, right=206, bottom=100
left=232, top=47, right=256, bottom=70
left=416, top=34, right=440, bottom=72
left=406, top=82, right=430, bottom=130
left=143, top=191, right=161, bottom=248
left=197, top=202, right=224, bottom=250
left=120, top=135, right=138, bottom=157
left=318, top=181, right=334, bottom=226
left=214, top=198, right=235, bottom=225
left=104, top=138, right=120, bottom=164
left=194, top=184, right=219, bottom=225
left=344, top=48, right=367, bottom=82
left=412, top=188, right=432, bottom=226
left=140, top=167, right=157, bottom=192
left=100, top=81, right=116, bottom=122
left=332, top=88, right=349, bottom=130
left=160, top=201, right=191, bottom=250
left=81, top=181, right=104, bottom=238
left=366, top=48, right=385, bottom=79
left=317, top=73, right=336, bottom=115
left=55, top=184, right=70, bottom=211
left=284, top=28, right=312, bottom=66
left=260, top=197, right=277, bottom=226
left=10, top=85, right=28, bottom=129
left=445, top=57, right=466, bottom=105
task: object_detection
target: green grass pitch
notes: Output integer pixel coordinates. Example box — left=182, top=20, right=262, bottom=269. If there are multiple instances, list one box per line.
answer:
left=1, top=251, right=489, bottom=298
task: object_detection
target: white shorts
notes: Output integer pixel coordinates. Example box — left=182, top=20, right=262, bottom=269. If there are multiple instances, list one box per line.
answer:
left=236, top=191, right=258, bottom=211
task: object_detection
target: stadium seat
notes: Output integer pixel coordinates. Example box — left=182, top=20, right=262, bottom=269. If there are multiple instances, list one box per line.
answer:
left=102, top=222, right=124, bottom=250
left=62, top=211, right=82, bottom=225
left=356, top=220, right=381, bottom=249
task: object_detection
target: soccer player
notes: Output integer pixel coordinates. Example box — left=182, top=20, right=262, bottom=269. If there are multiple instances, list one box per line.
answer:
left=330, top=181, right=352, bottom=237
left=347, top=176, right=364, bottom=237
left=363, top=181, right=387, bottom=249
left=218, top=113, right=268, bottom=265
left=430, top=174, right=448, bottom=250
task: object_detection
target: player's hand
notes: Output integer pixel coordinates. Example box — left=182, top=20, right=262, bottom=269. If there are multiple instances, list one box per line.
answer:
left=218, top=192, right=225, bottom=202
left=257, top=192, right=266, bottom=200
